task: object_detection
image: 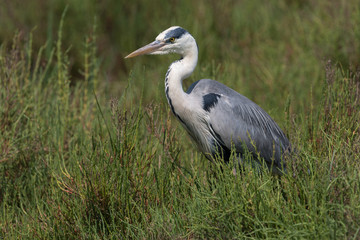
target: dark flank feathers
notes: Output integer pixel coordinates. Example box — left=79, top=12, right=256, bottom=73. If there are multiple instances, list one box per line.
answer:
left=203, top=93, right=221, bottom=112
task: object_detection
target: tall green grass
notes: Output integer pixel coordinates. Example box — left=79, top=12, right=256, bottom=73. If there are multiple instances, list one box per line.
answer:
left=1, top=0, right=360, bottom=239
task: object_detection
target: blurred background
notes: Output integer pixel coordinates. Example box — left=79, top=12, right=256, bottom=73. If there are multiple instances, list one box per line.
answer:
left=1, top=0, right=359, bottom=115
left=1, top=1, right=359, bottom=238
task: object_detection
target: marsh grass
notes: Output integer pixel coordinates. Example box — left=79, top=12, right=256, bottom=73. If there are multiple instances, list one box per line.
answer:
left=1, top=1, right=360, bottom=239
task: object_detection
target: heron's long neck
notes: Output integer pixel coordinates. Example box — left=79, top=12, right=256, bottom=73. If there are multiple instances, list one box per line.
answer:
left=165, top=51, right=198, bottom=118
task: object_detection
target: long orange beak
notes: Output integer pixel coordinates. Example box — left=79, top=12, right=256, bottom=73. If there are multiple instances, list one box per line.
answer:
left=125, top=40, right=166, bottom=58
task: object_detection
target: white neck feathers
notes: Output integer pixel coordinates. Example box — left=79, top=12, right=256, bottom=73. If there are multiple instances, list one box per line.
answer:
left=165, top=48, right=198, bottom=113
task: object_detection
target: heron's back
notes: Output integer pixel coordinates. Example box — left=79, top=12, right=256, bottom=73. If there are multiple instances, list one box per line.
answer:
left=186, top=79, right=290, bottom=172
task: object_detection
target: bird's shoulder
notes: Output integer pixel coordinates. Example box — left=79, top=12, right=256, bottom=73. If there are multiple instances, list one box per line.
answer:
left=187, top=79, right=237, bottom=96
left=186, top=79, right=258, bottom=111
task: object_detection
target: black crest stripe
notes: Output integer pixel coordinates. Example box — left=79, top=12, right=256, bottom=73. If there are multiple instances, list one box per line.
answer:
left=165, top=27, right=188, bottom=39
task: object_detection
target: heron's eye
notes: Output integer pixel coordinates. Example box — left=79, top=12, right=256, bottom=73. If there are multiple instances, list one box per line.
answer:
left=169, top=37, right=175, bottom=43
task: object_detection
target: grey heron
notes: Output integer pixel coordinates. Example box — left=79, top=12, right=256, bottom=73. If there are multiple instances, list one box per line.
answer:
left=125, top=26, right=290, bottom=175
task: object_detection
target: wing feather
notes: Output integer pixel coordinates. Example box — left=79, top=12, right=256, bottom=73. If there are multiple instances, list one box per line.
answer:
left=187, top=79, right=290, bottom=168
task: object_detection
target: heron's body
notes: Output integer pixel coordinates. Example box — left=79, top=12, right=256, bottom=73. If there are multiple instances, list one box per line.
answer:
left=126, top=26, right=290, bottom=174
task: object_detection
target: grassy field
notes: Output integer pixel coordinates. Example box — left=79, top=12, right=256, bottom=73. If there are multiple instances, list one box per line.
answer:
left=1, top=0, right=360, bottom=239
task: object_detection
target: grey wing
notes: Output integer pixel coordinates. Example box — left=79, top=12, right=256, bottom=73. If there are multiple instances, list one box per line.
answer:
left=188, top=79, right=290, bottom=168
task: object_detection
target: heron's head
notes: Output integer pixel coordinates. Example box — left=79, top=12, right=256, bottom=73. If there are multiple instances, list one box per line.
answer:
left=125, top=26, right=196, bottom=58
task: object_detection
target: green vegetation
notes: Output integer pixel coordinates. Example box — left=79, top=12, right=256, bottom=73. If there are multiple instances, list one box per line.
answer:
left=1, top=0, right=359, bottom=239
